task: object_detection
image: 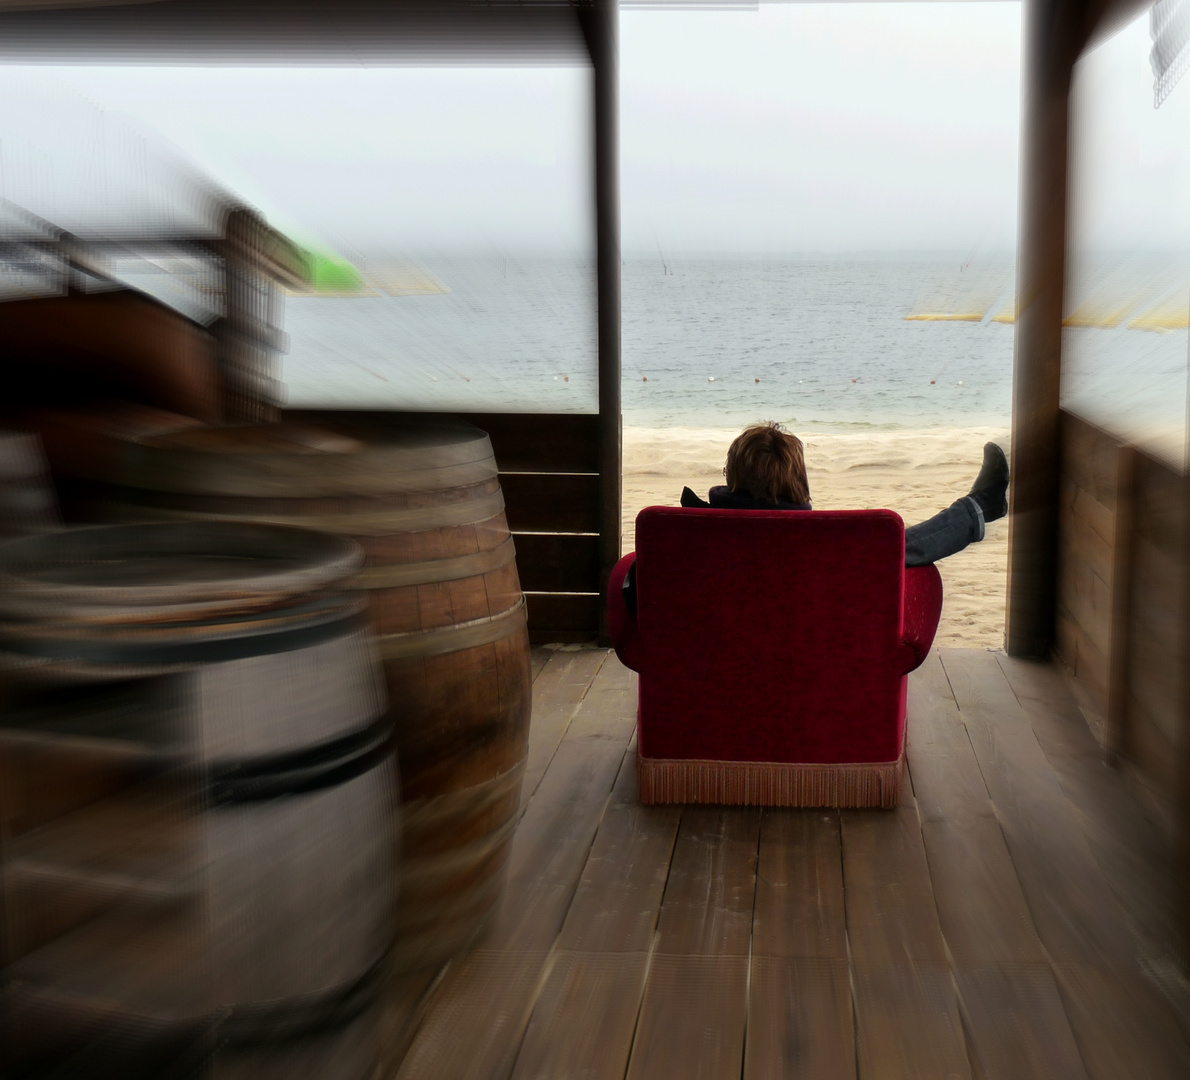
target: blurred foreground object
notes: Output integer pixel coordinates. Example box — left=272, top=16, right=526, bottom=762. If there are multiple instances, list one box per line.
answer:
left=0, top=431, right=59, bottom=539
left=0, top=289, right=222, bottom=423
left=0, top=203, right=309, bottom=429
left=0, top=521, right=394, bottom=1079
left=75, top=417, right=533, bottom=970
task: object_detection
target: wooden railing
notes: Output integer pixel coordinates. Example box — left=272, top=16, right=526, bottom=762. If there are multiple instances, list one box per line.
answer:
left=285, top=409, right=604, bottom=645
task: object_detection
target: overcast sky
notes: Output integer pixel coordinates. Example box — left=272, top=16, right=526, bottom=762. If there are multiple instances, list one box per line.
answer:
left=0, top=3, right=1056, bottom=256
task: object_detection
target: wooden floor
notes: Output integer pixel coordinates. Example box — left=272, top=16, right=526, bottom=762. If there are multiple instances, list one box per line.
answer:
left=380, top=648, right=1190, bottom=1080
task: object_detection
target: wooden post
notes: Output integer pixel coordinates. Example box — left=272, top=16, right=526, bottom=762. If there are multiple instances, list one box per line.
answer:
left=1005, top=0, right=1083, bottom=658
left=216, top=207, right=284, bottom=423
left=581, top=0, right=622, bottom=645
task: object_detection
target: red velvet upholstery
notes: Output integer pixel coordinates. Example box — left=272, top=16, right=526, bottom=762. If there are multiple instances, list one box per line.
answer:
left=608, top=507, right=943, bottom=807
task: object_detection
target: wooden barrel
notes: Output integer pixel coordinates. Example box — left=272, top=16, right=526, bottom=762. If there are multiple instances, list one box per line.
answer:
left=0, top=522, right=395, bottom=1079
left=77, top=421, right=533, bottom=969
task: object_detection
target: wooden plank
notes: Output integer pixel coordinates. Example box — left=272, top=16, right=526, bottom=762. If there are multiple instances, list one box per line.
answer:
left=493, top=659, right=636, bottom=953
left=751, top=809, right=846, bottom=960
left=394, top=948, right=558, bottom=1080
left=396, top=656, right=635, bottom=1080
left=849, top=961, right=971, bottom=1080
left=1128, top=616, right=1180, bottom=743
left=281, top=410, right=599, bottom=474
left=378, top=965, right=451, bottom=1076
left=564, top=654, right=636, bottom=741
left=998, top=655, right=1182, bottom=963
left=653, top=807, right=760, bottom=958
left=1128, top=693, right=1181, bottom=793
left=620, top=797, right=758, bottom=1080
left=952, top=964, right=1088, bottom=1080
left=906, top=650, right=994, bottom=825
left=1059, top=474, right=1116, bottom=556
left=524, top=593, right=601, bottom=644
left=746, top=809, right=854, bottom=1080
left=1106, top=445, right=1137, bottom=762
left=744, top=957, right=854, bottom=1080
left=840, top=804, right=948, bottom=965
left=514, top=533, right=601, bottom=593
left=529, top=647, right=551, bottom=684
left=908, top=657, right=1086, bottom=1079
left=556, top=757, right=679, bottom=953
left=458, top=413, right=599, bottom=474
left=940, top=650, right=1138, bottom=970
left=1131, top=535, right=1183, bottom=643
left=510, top=950, right=651, bottom=1080
left=1061, top=412, right=1119, bottom=506
left=1051, top=962, right=1190, bottom=1080
left=921, top=818, right=1045, bottom=966
left=1055, top=607, right=1109, bottom=711
left=1132, top=454, right=1184, bottom=554
left=1057, top=543, right=1112, bottom=655
left=501, top=473, right=600, bottom=533
left=508, top=737, right=674, bottom=1079
left=624, top=954, right=749, bottom=1080
left=841, top=725, right=971, bottom=1079
left=519, top=648, right=609, bottom=814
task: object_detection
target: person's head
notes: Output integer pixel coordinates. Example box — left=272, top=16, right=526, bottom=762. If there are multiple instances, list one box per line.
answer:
left=724, top=422, right=811, bottom=506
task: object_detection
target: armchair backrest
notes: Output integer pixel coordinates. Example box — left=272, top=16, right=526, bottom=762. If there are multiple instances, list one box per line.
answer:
left=633, top=506, right=909, bottom=765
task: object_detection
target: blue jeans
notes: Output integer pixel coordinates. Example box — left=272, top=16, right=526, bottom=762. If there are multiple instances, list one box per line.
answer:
left=905, top=496, right=985, bottom=567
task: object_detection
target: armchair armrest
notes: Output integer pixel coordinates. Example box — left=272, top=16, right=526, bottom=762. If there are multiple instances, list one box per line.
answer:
left=899, top=564, right=944, bottom=673
left=607, top=552, right=643, bottom=672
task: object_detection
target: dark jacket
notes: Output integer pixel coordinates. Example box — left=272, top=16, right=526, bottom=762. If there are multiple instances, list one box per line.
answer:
left=680, top=485, right=812, bottom=512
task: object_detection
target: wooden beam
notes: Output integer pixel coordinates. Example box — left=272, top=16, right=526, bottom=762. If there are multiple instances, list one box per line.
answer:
left=0, top=0, right=590, bottom=65
left=1005, top=0, right=1083, bottom=658
left=580, top=0, right=622, bottom=646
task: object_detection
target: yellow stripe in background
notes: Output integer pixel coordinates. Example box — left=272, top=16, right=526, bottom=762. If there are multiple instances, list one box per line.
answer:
left=1062, top=301, right=1135, bottom=329
left=1127, top=298, right=1189, bottom=333
left=903, top=312, right=985, bottom=322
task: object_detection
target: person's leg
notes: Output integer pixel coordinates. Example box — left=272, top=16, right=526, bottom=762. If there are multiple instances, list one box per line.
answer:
left=904, top=442, right=1009, bottom=566
left=905, top=497, right=984, bottom=566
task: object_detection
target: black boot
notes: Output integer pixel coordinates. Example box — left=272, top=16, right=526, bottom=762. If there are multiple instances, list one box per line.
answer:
left=968, top=442, right=1009, bottom=522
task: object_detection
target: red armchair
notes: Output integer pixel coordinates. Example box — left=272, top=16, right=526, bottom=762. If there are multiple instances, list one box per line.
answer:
left=608, top=507, right=943, bottom=809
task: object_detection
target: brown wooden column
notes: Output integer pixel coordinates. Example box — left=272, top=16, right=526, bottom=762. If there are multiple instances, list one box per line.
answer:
left=1006, top=0, right=1083, bottom=658
left=581, top=0, right=622, bottom=644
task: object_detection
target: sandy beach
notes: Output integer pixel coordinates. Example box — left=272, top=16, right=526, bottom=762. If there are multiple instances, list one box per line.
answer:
left=623, top=425, right=1011, bottom=649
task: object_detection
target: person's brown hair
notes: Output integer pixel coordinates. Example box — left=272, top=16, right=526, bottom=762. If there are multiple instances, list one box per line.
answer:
left=724, top=422, right=811, bottom=506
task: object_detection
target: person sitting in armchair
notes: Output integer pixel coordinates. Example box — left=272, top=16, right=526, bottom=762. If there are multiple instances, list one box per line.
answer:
left=624, top=421, right=1009, bottom=612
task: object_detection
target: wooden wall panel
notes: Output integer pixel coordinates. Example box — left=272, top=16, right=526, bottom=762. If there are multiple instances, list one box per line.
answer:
left=1057, top=410, right=1188, bottom=849
left=1126, top=455, right=1186, bottom=789
left=500, top=474, right=600, bottom=534
left=1056, top=413, right=1120, bottom=719
left=456, top=413, right=599, bottom=474
left=514, top=534, right=600, bottom=594
left=524, top=593, right=602, bottom=645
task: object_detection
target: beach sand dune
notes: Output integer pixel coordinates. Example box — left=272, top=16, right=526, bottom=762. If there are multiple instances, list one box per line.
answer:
left=623, top=425, right=1010, bottom=649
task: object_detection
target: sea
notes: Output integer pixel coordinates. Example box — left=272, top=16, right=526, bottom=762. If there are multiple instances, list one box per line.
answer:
left=276, top=253, right=1189, bottom=441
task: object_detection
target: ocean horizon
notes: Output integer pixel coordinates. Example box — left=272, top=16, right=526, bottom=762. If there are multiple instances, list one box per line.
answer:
left=280, top=252, right=1186, bottom=440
